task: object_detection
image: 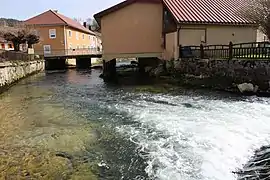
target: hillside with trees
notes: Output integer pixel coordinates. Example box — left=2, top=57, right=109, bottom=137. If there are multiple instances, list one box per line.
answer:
left=0, top=18, right=21, bottom=27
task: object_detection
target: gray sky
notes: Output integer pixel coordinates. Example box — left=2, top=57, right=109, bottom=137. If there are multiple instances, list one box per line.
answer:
left=0, top=0, right=123, bottom=20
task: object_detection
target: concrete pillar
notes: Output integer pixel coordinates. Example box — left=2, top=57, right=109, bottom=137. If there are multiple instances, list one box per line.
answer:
left=76, top=56, right=91, bottom=69
left=102, top=59, right=116, bottom=82
left=45, top=58, right=67, bottom=70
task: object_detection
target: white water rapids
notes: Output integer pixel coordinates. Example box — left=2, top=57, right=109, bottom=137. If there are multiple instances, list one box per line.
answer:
left=115, top=94, right=270, bottom=180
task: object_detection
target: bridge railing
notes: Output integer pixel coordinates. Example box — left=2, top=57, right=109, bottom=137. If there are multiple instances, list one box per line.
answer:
left=35, top=48, right=102, bottom=57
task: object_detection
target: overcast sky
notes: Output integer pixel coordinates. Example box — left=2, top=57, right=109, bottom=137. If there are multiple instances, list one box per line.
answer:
left=0, top=0, right=123, bottom=20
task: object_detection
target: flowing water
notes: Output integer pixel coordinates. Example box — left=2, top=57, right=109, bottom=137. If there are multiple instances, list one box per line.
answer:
left=1, top=69, right=270, bottom=180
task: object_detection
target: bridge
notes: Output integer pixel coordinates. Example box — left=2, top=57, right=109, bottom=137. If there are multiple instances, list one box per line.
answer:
left=36, top=48, right=102, bottom=58
left=35, top=48, right=103, bottom=70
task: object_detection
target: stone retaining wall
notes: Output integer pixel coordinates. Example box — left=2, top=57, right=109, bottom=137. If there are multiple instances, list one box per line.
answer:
left=169, top=58, right=270, bottom=94
left=0, top=60, right=45, bottom=90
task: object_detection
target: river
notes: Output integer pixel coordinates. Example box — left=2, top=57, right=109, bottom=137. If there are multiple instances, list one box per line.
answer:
left=0, top=69, right=270, bottom=180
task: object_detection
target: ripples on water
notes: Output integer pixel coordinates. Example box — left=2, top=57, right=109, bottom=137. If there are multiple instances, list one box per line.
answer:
left=1, top=69, right=270, bottom=180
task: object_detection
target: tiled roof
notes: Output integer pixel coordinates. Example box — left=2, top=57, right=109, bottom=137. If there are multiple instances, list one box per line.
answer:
left=163, top=0, right=253, bottom=24
left=94, top=0, right=254, bottom=25
left=25, top=10, right=95, bottom=34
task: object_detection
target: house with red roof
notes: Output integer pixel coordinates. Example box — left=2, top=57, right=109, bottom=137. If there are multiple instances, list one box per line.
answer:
left=94, top=0, right=258, bottom=61
left=25, top=10, right=98, bottom=56
left=0, top=37, right=14, bottom=51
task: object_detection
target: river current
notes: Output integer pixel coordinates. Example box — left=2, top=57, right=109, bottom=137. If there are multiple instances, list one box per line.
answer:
left=0, top=69, right=270, bottom=180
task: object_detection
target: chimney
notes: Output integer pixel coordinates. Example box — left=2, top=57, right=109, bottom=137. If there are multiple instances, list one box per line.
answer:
left=83, top=22, right=87, bottom=28
left=53, top=10, right=58, bottom=13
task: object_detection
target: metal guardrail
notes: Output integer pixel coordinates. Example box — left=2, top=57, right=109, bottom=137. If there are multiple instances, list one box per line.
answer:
left=35, top=48, right=102, bottom=57
left=180, top=42, right=270, bottom=60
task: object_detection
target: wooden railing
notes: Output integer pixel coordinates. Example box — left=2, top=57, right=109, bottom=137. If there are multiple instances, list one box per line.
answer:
left=180, top=42, right=270, bottom=60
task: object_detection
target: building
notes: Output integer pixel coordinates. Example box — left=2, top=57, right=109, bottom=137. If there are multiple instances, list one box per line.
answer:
left=0, top=37, right=14, bottom=51
left=257, top=30, right=268, bottom=42
left=94, top=0, right=257, bottom=61
left=82, top=23, right=103, bottom=53
left=25, top=10, right=97, bottom=56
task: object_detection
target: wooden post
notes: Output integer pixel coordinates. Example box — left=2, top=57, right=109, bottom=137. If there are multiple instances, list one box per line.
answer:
left=229, top=41, right=233, bottom=60
left=200, top=44, right=204, bottom=59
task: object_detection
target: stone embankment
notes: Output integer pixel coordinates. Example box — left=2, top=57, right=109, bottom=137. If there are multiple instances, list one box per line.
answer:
left=0, top=60, right=44, bottom=92
left=145, top=58, right=270, bottom=96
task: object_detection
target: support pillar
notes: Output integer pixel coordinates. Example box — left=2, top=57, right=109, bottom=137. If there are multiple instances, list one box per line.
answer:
left=45, top=57, right=67, bottom=70
left=76, top=56, right=91, bottom=69
left=102, top=59, right=116, bottom=82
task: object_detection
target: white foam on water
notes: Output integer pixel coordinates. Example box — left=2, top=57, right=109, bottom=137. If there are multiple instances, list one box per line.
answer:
left=115, top=94, right=270, bottom=180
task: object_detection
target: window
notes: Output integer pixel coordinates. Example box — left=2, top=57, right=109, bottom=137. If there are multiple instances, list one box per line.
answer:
left=76, top=32, right=79, bottom=40
left=77, top=45, right=80, bottom=49
left=43, top=45, right=51, bottom=54
left=49, top=29, right=56, bottom=39
left=82, top=34, right=85, bottom=40
left=83, top=45, right=85, bottom=49
left=8, top=44, right=12, bottom=48
left=89, top=35, right=91, bottom=40
left=69, top=43, right=72, bottom=50
left=1, top=44, right=5, bottom=49
left=68, top=30, right=72, bottom=37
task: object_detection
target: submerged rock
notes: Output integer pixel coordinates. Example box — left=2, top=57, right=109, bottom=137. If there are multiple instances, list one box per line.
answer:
left=237, top=83, right=258, bottom=93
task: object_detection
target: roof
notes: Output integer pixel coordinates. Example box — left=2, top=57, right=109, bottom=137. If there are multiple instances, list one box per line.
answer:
left=94, top=0, right=254, bottom=25
left=25, top=10, right=95, bottom=34
left=163, top=0, right=253, bottom=25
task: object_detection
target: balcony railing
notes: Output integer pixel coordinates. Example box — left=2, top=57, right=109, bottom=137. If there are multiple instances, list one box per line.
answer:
left=36, top=48, right=102, bottom=57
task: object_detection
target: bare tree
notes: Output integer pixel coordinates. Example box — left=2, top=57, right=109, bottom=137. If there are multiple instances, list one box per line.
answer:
left=86, top=18, right=99, bottom=31
left=240, top=0, right=270, bottom=40
left=25, top=33, right=39, bottom=48
left=0, top=24, right=39, bottom=51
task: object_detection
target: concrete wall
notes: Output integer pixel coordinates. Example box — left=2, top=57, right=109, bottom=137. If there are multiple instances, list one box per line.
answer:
left=257, top=30, right=268, bottom=42
left=179, top=24, right=257, bottom=46
left=164, top=32, right=176, bottom=60
left=0, top=60, right=44, bottom=89
left=100, top=1, right=163, bottom=60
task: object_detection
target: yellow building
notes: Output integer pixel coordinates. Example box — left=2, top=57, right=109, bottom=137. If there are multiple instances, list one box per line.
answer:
left=94, top=0, right=258, bottom=61
left=25, top=10, right=97, bottom=56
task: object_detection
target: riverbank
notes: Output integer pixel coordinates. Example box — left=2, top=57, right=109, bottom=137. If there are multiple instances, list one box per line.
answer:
left=105, top=58, right=270, bottom=96
left=1, top=69, right=270, bottom=179
left=164, top=58, right=270, bottom=96
left=0, top=60, right=45, bottom=93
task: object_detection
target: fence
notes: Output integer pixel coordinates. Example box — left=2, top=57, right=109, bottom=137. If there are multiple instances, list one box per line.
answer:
left=0, top=50, right=43, bottom=62
left=180, top=42, right=270, bottom=60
